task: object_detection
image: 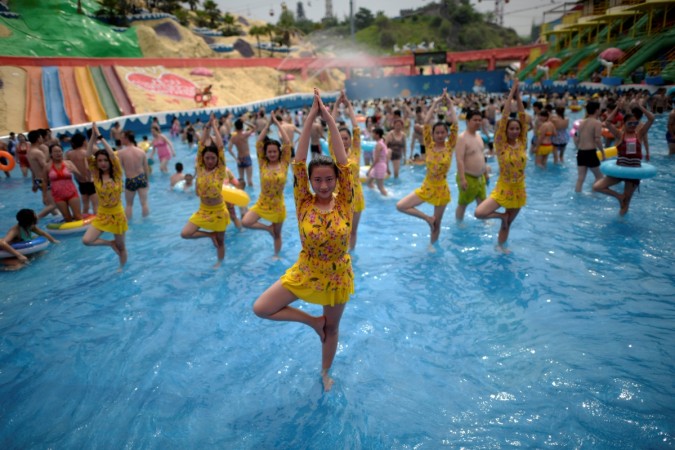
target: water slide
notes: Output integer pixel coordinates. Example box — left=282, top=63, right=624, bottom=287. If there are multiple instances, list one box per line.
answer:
left=612, top=29, right=675, bottom=80
left=89, top=66, right=120, bottom=119
left=576, top=38, right=636, bottom=81
left=101, top=66, right=135, bottom=116
left=58, top=66, right=88, bottom=126
left=74, top=66, right=107, bottom=122
left=662, top=59, right=675, bottom=83
left=540, top=44, right=598, bottom=81
left=518, top=53, right=547, bottom=81
left=41, top=66, right=70, bottom=128
left=24, top=66, right=50, bottom=131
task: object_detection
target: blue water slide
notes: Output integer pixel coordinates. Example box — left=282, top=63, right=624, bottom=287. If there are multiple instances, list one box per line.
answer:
left=42, top=66, right=70, bottom=128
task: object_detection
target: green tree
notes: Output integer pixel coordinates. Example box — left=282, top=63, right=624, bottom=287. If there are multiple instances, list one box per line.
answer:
left=354, top=7, right=374, bottom=31
left=221, top=12, right=242, bottom=36
left=202, top=0, right=221, bottom=27
left=184, top=0, right=200, bottom=11
left=173, top=8, right=190, bottom=26
left=248, top=25, right=268, bottom=57
left=276, top=7, right=301, bottom=48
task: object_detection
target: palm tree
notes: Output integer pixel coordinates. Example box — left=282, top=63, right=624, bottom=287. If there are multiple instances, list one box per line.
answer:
left=185, top=0, right=200, bottom=11
left=248, top=25, right=267, bottom=58
left=202, top=0, right=220, bottom=28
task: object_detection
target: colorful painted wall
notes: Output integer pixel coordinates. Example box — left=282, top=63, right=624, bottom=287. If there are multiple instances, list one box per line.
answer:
left=345, top=70, right=509, bottom=100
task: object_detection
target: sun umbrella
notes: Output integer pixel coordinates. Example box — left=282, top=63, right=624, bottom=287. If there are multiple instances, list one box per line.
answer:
left=190, top=67, right=213, bottom=77
left=544, top=57, right=562, bottom=68
left=599, top=47, right=625, bottom=62
left=282, top=73, right=295, bottom=81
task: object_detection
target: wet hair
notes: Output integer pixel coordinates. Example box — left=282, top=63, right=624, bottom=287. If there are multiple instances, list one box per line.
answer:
left=466, top=109, right=482, bottom=121
left=94, top=149, right=116, bottom=182
left=631, top=107, right=643, bottom=120
left=27, top=130, right=41, bottom=144
left=70, top=133, right=86, bottom=149
left=201, top=145, right=219, bottom=165
left=234, top=119, right=244, bottom=130
left=263, top=139, right=282, bottom=160
left=432, top=121, right=449, bottom=134
left=307, top=154, right=338, bottom=178
left=372, top=127, right=384, bottom=139
left=533, top=101, right=543, bottom=111
left=586, top=101, right=600, bottom=115
left=123, top=130, right=137, bottom=145
left=555, top=106, right=566, bottom=118
left=16, top=209, right=37, bottom=229
left=175, top=162, right=184, bottom=172
left=539, top=110, right=550, bottom=118
left=48, top=144, right=63, bottom=156
left=338, top=126, right=352, bottom=138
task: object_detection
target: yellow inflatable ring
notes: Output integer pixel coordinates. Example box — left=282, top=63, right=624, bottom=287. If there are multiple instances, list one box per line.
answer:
left=46, top=214, right=96, bottom=235
left=596, top=146, right=617, bottom=160
left=569, top=104, right=582, bottom=112
left=0, top=151, right=16, bottom=171
left=222, top=185, right=250, bottom=207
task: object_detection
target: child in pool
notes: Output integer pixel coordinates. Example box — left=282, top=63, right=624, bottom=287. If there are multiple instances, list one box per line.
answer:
left=1, top=208, right=58, bottom=269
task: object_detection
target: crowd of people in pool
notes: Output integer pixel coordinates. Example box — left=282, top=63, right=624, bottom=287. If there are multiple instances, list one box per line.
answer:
left=1, top=86, right=673, bottom=389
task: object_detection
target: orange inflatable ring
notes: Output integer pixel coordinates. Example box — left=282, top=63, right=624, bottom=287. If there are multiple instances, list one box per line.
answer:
left=0, top=151, right=15, bottom=171
left=602, top=128, right=614, bottom=139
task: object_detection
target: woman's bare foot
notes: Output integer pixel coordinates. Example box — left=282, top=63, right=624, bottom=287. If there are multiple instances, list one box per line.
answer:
left=619, top=195, right=629, bottom=216
left=321, top=369, right=334, bottom=392
left=312, top=315, right=326, bottom=342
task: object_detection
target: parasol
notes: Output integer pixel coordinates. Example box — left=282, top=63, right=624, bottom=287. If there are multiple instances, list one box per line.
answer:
left=599, top=47, right=625, bottom=62
left=543, top=57, right=562, bottom=68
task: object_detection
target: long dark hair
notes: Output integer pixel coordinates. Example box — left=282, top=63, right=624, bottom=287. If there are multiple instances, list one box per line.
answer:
left=263, top=138, right=282, bottom=162
left=201, top=145, right=219, bottom=166
left=94, top=150, right=116, bottom=182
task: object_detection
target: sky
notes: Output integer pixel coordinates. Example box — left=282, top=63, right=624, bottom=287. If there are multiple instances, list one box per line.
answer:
left=216, top=0, right=572, bottom=37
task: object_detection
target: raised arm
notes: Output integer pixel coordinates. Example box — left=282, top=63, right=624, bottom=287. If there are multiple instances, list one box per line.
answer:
left=88, top=122, right=115, bottom=159
left=295, top=91, right=320, bottom=162
left=272, top=112, right=290, bottom=145
left=424, top=95, right=443, bottom=125
left=343, top=91, right=359, bottom=129
left=444, top=91, right=458, bottom=125
left=257, top=115, right=271, bottom=143
left=603, top=103, right=623, bottom=141
left=317, top=90, right=347, bottom=166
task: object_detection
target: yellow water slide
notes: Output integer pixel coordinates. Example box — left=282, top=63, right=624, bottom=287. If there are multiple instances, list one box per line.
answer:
left=74, top=66, right=107, bottom=122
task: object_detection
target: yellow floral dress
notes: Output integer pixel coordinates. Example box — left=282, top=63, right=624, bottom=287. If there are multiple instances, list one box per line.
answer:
left=88, top=153, right=127, bottom=234
left=491, top=112, right=527, bottom=209
left=250, top=141, right=292, bottom=223
left=328, top=127, right=365, bottom=213
left=190, top=145, right=229, bottom=231
left=414, top=123, right=458, bottom=206
left=280, top=160, right=354, bottom=306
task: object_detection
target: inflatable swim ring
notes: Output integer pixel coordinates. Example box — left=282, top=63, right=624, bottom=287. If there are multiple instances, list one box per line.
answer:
left=0, top=151, right=16, bottom=171
left=46, top=214, right=95, bottom=235
left=600, top=160, right=657, bottom=180
left=602, top=128, right=614, bottom=140
left=596, top=146, right=617, bottom=160
left=173, top=180, right=195, bottom=192
left=481, top=132, right=494, bottom=144
left=138, top=141, right=151, bottom=152
left=0, top=236, right=49, bottom=259
left=222, top=185, right=250, bottom=207
left=569, top=104, right=582, bottom=112
left=361, top=140, right=376, bottom=152
left=319, top=138, right=329, bottom=155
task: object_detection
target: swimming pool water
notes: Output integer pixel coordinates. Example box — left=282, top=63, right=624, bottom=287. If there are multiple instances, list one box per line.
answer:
left=0, top=113, right=673, bottom=448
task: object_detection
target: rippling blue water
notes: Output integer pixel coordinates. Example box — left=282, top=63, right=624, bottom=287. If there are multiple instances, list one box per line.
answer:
left=0, top=111, right=673, bottom=448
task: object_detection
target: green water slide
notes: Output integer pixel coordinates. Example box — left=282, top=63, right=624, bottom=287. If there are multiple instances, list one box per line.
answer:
left=612, top=28, right=675, bottom=80
left=518, top=53, right=548, bottom=81
left=89, top=67, right=121, bottom=119
left=662, top=60, right=675, bottom=83
left=533, top=43, right=598, bottom=81
left=576, top=38, right=636, bottom=81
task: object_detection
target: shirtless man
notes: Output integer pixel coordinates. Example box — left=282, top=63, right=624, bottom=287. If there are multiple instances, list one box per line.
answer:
left=309, top=117, right=325, bottom=159
left=109, top=122, right=124, bottom=147
left=410, top=105, right=426, bottom=161
left=280, top=111, right=301, bottom=156
left=455, top=110, right=488, bottom=221
left=228, top=118, right=256, bottom=188
left=26, top=130, right=57, bottom=218
left=573, top=101, right=605, bottom=192
left=66, top=133, right=98, bottom=215
left=118, top=130, right=150, bottom=219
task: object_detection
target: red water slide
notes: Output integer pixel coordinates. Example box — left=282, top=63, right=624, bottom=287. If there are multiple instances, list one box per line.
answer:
left=24, top=66, right=49, bottom=131
left=101, top=66, right=135, bottom=116
left=58, top=66, right=88, bottom=126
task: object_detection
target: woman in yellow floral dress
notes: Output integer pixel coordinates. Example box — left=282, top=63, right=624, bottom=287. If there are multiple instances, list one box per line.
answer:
left=242, top=113, right=291, bottom=257
left=331, top=90, right=365, bottom=250
left=475, top=80, right=527, bottom=249
left=396, top=89, right=458, bottom=244
left=82, top=123, right=128, bottom=270
left=180, top=117, right=229, bottom=268
left=253, top=89, right=353, bottom=392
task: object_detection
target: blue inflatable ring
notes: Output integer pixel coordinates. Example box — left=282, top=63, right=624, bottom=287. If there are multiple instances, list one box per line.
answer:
left=600, top=160, right=657, bottom=180
left=0, top=236, right=49, bottom=259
